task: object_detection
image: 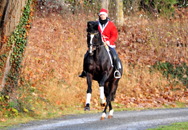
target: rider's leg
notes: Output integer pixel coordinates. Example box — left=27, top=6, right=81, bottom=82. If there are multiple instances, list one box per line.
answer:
left=79, top=51, right=88, bottom=78
left=109, top=47, right=121, bottom=78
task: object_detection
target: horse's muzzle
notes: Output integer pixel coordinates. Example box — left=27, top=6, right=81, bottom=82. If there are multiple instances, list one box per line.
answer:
left=89, top=52, right=94, bottom=56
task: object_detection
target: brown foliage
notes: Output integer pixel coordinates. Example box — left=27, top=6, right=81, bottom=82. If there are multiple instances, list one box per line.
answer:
left=19, top=8, right=188, bottom=112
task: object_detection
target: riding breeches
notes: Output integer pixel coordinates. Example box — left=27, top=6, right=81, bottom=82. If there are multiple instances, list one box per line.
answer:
left=109, top=47, right=120, bottom=70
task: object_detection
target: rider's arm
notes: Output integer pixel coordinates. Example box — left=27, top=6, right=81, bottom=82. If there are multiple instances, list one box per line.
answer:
left=106, top=22, right=118, bottom=46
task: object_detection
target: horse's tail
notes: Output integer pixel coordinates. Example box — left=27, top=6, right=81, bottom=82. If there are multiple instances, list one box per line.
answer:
left=111, top=94, right=116, bottom=101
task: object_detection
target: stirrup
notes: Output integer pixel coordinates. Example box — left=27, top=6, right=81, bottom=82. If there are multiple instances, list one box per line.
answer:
left=114, top=70, right=121, bottom=78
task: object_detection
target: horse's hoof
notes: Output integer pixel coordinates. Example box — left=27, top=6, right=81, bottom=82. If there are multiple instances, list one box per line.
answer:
left=100, top=103, right=106, bottom=107
left=109, top=109, right=114, bottom=119
left=101, top=112, right=106, bottom=120
left=100, top=117, right=105, bottom=120
left=108, top=115, right=113, bottom=119
left=84, top=107, right=90, bottom=111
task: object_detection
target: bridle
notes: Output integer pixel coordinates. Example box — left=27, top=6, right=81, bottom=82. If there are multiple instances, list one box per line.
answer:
left=88, top=31, right=104, bottom=55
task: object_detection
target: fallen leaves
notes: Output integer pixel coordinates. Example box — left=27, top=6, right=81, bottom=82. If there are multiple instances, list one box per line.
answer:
left=16, top=6, right=188, bottom=113
left=0, top=118, right=6, bottom=122
left=115, top=84, right=188, bottom=109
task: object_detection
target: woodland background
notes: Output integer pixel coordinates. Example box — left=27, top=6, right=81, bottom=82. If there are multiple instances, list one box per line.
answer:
left=0, top=0, right=188, bottom=126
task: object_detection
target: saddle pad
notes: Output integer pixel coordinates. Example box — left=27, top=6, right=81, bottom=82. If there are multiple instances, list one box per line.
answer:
left=118, top=62, right=122, bottom=69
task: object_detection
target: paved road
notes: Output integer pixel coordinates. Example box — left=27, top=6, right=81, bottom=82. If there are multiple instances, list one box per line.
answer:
left=8, top=108, right=188, bottom=130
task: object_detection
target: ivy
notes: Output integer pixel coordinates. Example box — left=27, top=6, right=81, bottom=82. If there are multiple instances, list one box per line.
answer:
left=139, top=0, right=178, bottom=18
left=0, top=95, right=19, bottom=117
left=153, top=62, right=188, bottom=87
left=0, top=0, right=36, bottom=118
left=4, top=0, right=33, bottom=93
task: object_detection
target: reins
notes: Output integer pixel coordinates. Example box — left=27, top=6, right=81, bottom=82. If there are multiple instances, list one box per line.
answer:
left=88, top=32, right=99, bottom=35
left=88, top=31, right=105, bottom=48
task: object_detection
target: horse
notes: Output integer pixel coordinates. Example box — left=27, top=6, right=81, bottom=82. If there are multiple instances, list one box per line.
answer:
left=83, top=21, right=123, bottom=120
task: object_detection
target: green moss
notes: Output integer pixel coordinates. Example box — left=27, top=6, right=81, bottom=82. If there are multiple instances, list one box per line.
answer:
left=148, top=122, right=188, bottom=130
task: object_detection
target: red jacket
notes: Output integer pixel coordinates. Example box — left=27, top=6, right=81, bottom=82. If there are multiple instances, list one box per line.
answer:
left=98, top=20, right=118, bottom=48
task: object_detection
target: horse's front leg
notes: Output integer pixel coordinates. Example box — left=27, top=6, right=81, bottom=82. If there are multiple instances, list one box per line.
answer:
left=98, top=72, right=109, bottom=119
left=108, top=102, right=113, bottom=119
left=85, top=73, right=93, bottom=111
left=98, top=72, right=109, bottom=107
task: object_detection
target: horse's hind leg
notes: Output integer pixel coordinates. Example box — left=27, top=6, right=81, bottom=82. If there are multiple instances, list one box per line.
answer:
left=101, top=101, right=109, bottom=120
left=108, top=102, right=114, bottom=119
left=105, top=79, right=119, bottom=119
left=101, top=99, right=113, bottom=120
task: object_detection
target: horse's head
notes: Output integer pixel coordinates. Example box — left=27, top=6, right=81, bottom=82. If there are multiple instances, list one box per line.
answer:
left=86, top=21, right=102, bottom=55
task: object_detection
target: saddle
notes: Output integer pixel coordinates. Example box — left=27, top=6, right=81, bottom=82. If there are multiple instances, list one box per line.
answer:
left=105, top=45, right=113, bottom=67
left=105, top=47, right=122, bottom=78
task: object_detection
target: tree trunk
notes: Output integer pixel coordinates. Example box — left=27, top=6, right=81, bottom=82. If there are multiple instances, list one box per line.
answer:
left=2, top=0, right=28, bottom=37
left=115, top=0, right=124, bottom=26
left=0, top=0, right=28, bottom=92
left=0, top=0, right=9, bottom=46
left=100, top=0, right=109, bottom=10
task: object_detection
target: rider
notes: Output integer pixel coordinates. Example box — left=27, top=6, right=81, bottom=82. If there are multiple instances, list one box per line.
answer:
left=79, top=8, right=121, bottom=78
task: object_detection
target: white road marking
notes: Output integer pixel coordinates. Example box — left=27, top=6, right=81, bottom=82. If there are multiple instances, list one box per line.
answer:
left=24, top=118, right=98, bottom=130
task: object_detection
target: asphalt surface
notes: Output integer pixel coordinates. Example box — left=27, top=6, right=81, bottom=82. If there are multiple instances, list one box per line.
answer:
left=7, top=108, right=188, bottom=130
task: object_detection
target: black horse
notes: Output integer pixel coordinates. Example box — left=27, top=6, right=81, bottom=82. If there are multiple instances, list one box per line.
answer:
left=83, top=21, right=123, bottom=119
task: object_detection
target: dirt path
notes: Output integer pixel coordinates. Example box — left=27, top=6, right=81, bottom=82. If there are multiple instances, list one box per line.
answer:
left=7, top=108, right=188, bottom=130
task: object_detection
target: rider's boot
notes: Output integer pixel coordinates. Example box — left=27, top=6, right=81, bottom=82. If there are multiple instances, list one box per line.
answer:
left=114, top=60, right=121, bottom=78
left=79, top=71, right=86, bottom=78
left=79, top=51, right=88, bottom=78
left=110, top=49, right=121, bottom=78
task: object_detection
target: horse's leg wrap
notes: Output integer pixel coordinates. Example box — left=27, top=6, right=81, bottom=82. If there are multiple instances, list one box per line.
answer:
left=109, top=109, right=114, bottom=115
left=85, top=93, right=91, bottom=111
left=108, top=109, right=114, bottom=119
left=86, top=93, right=91, bottom=104
left=99, top=86, right=106, bottom=104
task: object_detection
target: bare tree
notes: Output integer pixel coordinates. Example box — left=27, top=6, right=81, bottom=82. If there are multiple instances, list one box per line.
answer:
left=0, top=0, right=28, bottom=47
left=115, top=0, right=124, bottom=26
left=0, top=0, right=28, bottom=92
left=0, top=0, right=9, bottom=45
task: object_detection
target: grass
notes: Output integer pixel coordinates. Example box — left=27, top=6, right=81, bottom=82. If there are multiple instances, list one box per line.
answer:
left=148, top=122, right=188, bottom=130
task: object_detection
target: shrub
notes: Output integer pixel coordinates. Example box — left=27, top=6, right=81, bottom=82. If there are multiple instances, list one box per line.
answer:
left=139, top=0, right=177, bottom=17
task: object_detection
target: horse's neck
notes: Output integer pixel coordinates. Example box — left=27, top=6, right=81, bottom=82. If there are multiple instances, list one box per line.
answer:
left=94, top=45, right=107, bottom=60
left=93, top=33, right=107, bottom=58
left=97, top=35, right=106, bottom=53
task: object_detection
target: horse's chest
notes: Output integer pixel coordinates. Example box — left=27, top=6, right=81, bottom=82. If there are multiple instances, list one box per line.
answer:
left=86, top=59, right=101, bottom=71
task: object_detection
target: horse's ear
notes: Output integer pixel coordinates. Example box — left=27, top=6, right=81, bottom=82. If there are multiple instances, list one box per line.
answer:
left=87, top=21, right=93, bottom=28
left=94, top=22, right=98, bottom=30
